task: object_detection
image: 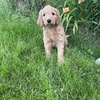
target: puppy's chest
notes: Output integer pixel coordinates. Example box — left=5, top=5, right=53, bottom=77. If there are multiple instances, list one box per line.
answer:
left=46, top=30, right=58, bottom=41
left=50, top=33, right=57, bottom=41
left=49, top=33, right=57, bottom=47
left=43, top=28, right=64, bottom=46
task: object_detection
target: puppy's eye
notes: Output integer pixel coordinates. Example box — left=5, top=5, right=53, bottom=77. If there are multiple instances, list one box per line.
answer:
left=52, top=12, right=55, bottom=15
left=43, top=14, right=45, bottom=16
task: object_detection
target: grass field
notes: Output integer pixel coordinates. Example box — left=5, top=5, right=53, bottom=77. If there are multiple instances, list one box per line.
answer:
left=0, top=15, right=100, bottom=100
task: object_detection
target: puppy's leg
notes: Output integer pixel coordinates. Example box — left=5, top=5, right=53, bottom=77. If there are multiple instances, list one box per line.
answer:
left=44, top=41, right=52, bottom=59
left=56, top=41, right=64, bottom=63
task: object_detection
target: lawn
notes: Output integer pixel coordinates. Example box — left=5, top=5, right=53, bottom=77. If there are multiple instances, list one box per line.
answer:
left=0, top=15, right=100, bottom=100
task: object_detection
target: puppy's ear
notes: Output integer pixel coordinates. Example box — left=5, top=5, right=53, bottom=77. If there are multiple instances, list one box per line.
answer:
left=55, top=9, right=61, bottom=25
left=37, top=10, right=44, bottom=27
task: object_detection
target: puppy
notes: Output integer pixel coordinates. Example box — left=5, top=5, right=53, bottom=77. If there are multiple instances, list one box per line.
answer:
left=37, top=5, right=69, bottom=62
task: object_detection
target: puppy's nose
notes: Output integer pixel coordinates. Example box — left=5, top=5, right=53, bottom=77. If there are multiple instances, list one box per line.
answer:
left=47, top=19, right=51, bottom=23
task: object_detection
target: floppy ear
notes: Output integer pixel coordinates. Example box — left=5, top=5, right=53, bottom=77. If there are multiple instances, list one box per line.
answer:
left=55, top=9, right=61, bottom=25
left=37, top=10, right=43, bottom=27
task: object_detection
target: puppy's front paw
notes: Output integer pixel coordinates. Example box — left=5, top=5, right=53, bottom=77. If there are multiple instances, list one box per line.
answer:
left=58, top=57, right=64, bottom=65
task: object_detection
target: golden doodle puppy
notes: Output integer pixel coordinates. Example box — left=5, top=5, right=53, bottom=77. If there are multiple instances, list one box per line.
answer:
left=37, top=5, right=69, bottom=63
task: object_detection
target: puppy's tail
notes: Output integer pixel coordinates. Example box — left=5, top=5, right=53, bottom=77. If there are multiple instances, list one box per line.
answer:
left=65, top=35, right=70, bottom=47
left=66, top=35, right=70, bottom=38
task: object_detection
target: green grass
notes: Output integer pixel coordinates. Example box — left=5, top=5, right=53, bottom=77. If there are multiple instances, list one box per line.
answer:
left=0, top=15, right=100, bottom=100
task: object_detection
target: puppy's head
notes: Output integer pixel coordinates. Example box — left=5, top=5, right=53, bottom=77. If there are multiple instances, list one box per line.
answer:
left=37, top=5, right=61, bottom=27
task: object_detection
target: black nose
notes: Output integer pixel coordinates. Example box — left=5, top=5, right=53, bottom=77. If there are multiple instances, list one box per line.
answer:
left=47, top=19, right=51, bottom=23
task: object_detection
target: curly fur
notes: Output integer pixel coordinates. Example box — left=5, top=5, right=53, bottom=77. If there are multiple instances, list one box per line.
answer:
left=37, top=5, right=69, bottom=62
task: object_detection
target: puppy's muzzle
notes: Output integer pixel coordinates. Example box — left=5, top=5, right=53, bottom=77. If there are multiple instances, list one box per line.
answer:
left=47, top=19, right=51, bottom=23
